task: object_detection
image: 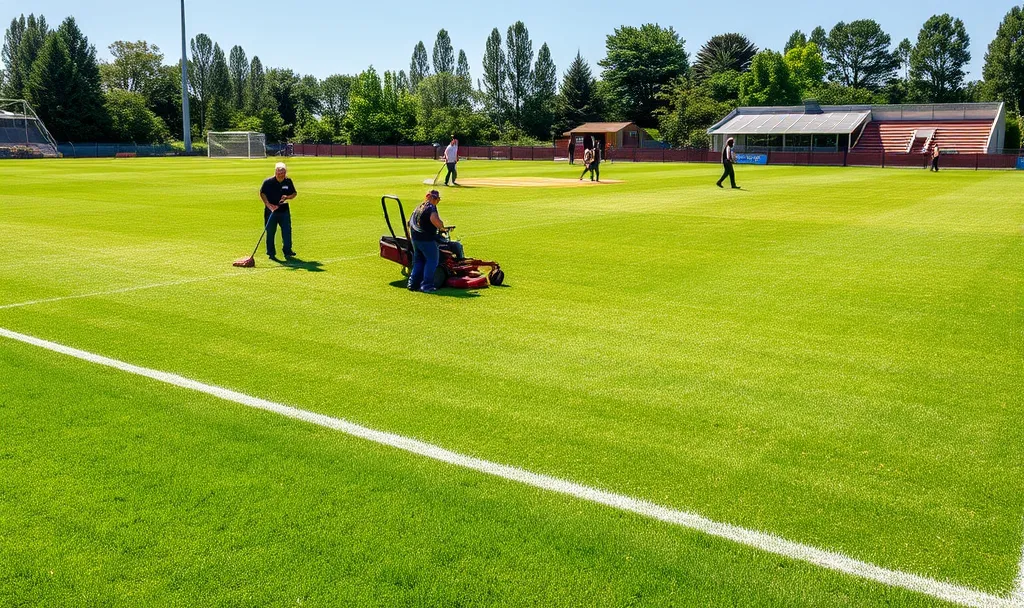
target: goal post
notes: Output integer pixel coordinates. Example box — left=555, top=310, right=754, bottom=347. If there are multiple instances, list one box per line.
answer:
left=207, top=131, right=267, bottom=159
left=0, top=99, right=59, bottom=158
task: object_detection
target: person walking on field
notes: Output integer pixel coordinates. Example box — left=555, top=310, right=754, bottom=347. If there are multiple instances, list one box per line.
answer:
left=930, top=146, right=941, bottom=171
left=443, top=137, right=459, bottom=186
left=568, top=138, right=576, bottom=164
left=717, top=137, right=739, bottom=189
left=579, top=146, right=598, bottom=181
left=260, top=162, right=298, bottom=259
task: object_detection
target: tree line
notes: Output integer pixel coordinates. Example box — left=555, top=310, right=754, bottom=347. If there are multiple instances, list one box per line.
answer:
left=1, top=9, right=1022, bottom=148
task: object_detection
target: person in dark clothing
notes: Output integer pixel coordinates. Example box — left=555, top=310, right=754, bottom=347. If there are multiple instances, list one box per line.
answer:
left=568, top=139, right=576, bottom=164
left=930, top=146, right=941, bottom=171
left=717, top=137, right=739, bottom=189
left=407, top=189, right=453, bottom=293
left=259, top=162, right=298, bottom=259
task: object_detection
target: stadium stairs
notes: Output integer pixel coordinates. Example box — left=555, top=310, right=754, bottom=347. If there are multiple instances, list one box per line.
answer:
left=852, top=120, right=993, bottom=154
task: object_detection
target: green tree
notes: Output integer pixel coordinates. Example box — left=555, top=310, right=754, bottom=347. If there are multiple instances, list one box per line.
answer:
left=26, top=34, right=76, bottom=140
left=101, top=40, right=162, bottom=93
left=206, top=43, right=232, bottom=130
left=10, top=14, right=49, bottom=99
left=410, top=41, right=430, bottom=89
left=657, top=77, right=732, bottom=148
left=693, top=33, right=757, bottom=81
left=188, top=33, right=214, bottom=129
left=321, top=74, right=353, bottom=135
left=148, top=64, right=183, bottom=136
left=346, top=66, right=414, bottom=144
left=983, top=5, right=1024, bottom=120
left=785, top=30, right=807, bottom=54
left=553, top=52, right=602, bottom=134
left=1, top=15, right=28, bottom=98
left=784, top=42, right=826, bottom=93
left=456, top=49, right=471, bottom=84
left=396, top=70, right=410, bottom=93
left=809, top=26, right=828, bottom=50
left=265, top=68, right=300, bottom=136
left=910, top=14, right=971, bottom=103
left=739, top=50, right=801, bottom=106
left=599, top=23, right=689, bottom=126
left=54, top=17, right=109, bottom=139
left=823, top=20, right=898, bottom=90
left=505, top=21, right=534, bottom=130
left=896, top=38, right=913, bottom=80
left=105, top=88, right=169, bottom=143
left=808, top=82, right=885, bottom=104
left=228, top=45, right=248, bottom=111
left=525, top=42, right=557, bottom=138
left=433, top=29, right=454, bottom=74
left=294, top=74, right=322, bottom=117
left=246, top=55, right=267, bottom=114
left=481, top=28, right=507, bottom=124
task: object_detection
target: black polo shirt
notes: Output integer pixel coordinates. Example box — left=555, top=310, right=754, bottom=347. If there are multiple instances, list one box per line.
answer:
left=261, top=176, right=296, bottom=210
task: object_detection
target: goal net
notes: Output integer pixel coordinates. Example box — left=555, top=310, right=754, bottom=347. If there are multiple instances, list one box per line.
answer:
left=207, top=131, right=267, bottom=159
left=0, top=99, right=58, bottom=158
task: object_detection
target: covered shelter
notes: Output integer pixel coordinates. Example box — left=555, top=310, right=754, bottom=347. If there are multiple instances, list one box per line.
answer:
left=707, top=101, right=1006, bottom=155
left=563, top=122, right=651, bottom=158
left=707, top=101, right=869, bottom=153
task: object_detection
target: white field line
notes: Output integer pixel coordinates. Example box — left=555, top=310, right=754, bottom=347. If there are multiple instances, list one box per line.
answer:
left=1013, top=539, right=1024, bottom=606
left=0, top=326, right=1013, bottom=608
left=0, top=252, right=377, bottom=311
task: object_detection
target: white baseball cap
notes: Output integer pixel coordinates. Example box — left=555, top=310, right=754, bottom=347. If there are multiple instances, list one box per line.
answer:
left=275, top=162, right=287, bottom=171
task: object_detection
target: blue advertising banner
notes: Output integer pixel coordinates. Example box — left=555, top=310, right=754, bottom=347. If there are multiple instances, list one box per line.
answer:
left=1016, top=156, right=1024, bottom=170
left=735, top=153, right=768, bottom=165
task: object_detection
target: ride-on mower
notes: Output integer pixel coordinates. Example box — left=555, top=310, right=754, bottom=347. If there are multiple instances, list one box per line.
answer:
left=379, top=195, right=504, bottom=289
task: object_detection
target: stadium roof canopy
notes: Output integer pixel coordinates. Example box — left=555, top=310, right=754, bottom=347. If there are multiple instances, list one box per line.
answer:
left=707, top=110, right=870, bottom=135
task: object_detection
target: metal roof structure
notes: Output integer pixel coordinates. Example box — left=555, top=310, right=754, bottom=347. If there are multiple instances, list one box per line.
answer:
left=563, top=122, right=637, bottom=135
left=707, top=111, right=870, bottom=135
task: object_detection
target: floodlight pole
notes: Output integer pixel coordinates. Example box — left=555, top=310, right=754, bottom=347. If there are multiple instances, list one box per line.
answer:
left=180, top=0, right=192, bottom=153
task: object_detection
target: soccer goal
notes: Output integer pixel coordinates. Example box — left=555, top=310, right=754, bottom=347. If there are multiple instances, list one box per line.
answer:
left=0, top=99, right=59, bottom=158
left=207, top=131, right=267, bottom=159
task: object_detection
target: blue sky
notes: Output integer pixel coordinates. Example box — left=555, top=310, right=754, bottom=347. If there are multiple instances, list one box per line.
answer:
left=4, top=0, right=1013, bottom=84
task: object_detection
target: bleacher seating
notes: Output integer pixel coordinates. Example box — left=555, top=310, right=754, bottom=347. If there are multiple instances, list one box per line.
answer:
left=852, top=121, right=992, bottom=154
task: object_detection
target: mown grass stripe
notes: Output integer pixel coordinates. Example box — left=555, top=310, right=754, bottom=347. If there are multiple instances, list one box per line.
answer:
left=0, top=325, right=1013, bottom=608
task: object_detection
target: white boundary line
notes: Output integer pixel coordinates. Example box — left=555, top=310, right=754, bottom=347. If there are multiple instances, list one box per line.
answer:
left=0, top=325, right=1013, bottom=608
left=0, top=252, right=377, bottom=311
left=1012, top=538, right=1024, bottom=606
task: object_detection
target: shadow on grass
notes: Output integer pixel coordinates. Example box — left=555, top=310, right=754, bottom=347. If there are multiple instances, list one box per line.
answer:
left=273, top=257, right=326, bottom=272
left=387, top=279, right=483, bottom=298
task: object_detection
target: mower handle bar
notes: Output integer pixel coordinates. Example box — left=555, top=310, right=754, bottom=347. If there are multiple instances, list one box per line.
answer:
left=381, top=195, right=412, bottom=243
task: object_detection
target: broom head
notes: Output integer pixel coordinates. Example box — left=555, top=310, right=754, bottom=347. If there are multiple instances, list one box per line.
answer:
left=233, top=256, right=256, bottom=268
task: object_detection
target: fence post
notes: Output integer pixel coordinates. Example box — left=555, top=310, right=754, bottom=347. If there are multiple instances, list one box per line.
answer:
left=488, top=146, right=493, bottom=160
left=975, top=153, right=979, bottom=171
left=662, top=149, right=666, bottom=162
left=633, top=148, right=637, bottom=162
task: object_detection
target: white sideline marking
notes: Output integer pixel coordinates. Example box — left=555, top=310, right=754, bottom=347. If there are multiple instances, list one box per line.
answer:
left=1012, top=539, right=1024, bottom=606
left=0, top=253, right=377, bottom=311
left=0, top=326, right=1014, bottom=608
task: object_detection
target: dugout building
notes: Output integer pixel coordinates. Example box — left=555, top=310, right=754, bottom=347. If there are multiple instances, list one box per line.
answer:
left=707, top=101, right=1007, bottom=157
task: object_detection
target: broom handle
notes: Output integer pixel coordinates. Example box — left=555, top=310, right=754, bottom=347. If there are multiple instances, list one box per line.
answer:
left=250, top=210, right=275, bottom=258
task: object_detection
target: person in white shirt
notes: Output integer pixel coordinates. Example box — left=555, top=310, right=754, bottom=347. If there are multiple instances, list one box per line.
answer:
left=443, top=137, right=459, bottom=186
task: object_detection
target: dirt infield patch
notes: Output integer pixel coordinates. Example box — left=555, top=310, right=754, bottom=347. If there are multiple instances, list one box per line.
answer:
left=422, top=177, right=624, bottom=188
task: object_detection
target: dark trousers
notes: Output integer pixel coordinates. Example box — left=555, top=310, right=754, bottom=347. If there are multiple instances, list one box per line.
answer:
left=580, top=162, right=599, bottom=181
left=717, top=163, right=736, bottom=187
left=409, top=239, right=440, bottom=290
left=568, top=149, right=575, bottom=164
left=445, top=162, right=458, bottom=185
left=931, top=157, right=939, bottom=171
left=264, top=207, right=292, bottom=256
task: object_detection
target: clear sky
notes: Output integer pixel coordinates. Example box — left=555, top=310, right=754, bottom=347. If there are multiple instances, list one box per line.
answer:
left=4, top=0, right=1014, bottom=85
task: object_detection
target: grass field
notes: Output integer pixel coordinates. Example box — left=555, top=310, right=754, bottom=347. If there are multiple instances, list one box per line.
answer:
left=0, top=157, right=1021, bottom=607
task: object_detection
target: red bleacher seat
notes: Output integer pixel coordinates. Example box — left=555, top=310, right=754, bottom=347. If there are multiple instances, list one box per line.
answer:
left=852, top=121, right=992, bottom=154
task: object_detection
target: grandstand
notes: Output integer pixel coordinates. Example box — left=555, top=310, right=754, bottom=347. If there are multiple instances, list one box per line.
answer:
left=708, top=102, right=1006, bottom=155
left=0, top=99, right=59, bottom=158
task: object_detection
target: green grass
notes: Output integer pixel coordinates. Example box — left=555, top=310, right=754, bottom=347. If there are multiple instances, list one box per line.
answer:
left=1, top=157, right=1021, bottom=606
